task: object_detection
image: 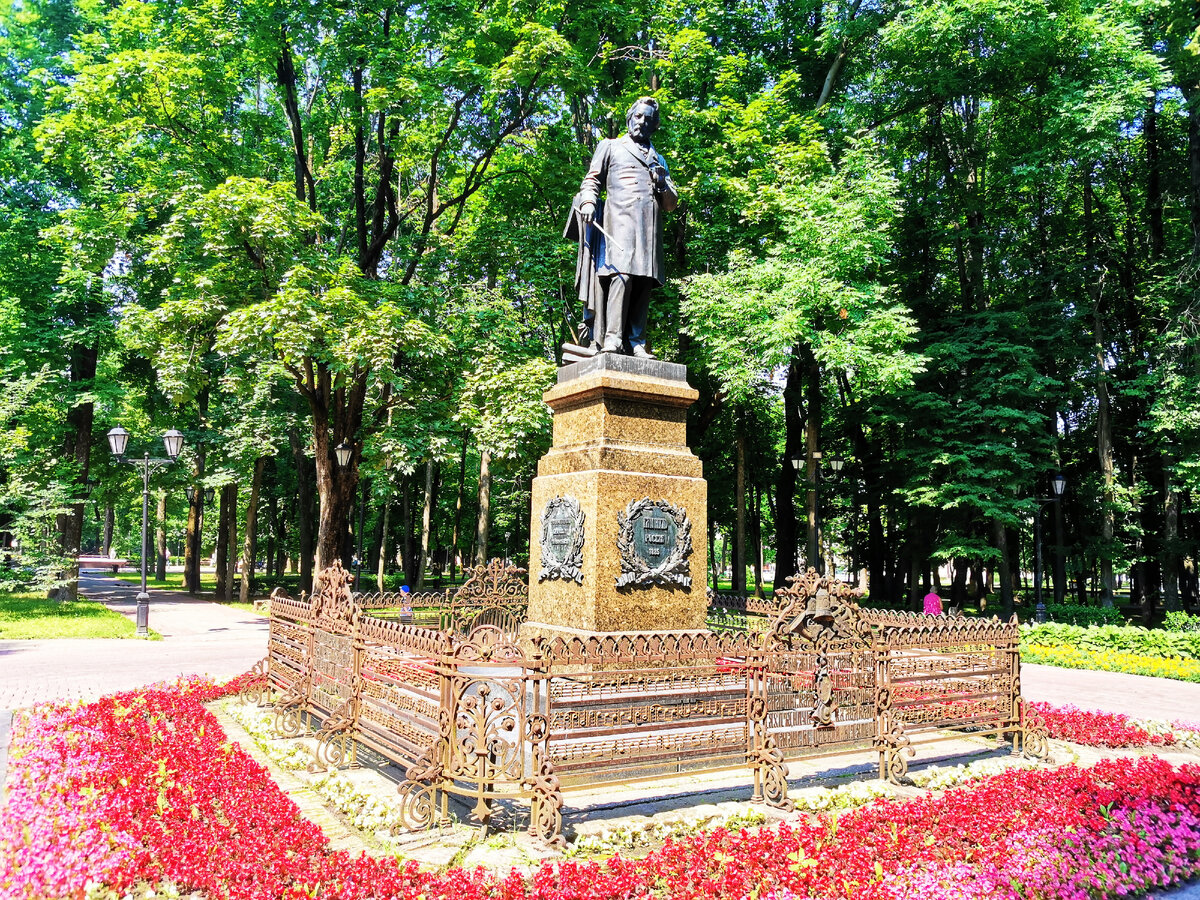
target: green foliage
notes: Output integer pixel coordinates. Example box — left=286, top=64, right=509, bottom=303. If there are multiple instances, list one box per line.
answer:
left=681, top=141, right=921, bottom=404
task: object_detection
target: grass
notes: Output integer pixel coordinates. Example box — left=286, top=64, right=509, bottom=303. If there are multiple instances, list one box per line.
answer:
left=0, top=591, right=159, bottom=640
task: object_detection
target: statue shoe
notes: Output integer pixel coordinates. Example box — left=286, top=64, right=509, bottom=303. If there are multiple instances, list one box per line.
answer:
left=600, top=340, right=623, bottom=353
left=631, top=344, right=655, bottom=359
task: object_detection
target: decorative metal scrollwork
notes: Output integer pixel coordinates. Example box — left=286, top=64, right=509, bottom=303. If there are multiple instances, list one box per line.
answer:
left=539, top=495, right=585, bottom=584
left=242, top=657, right=270, bottom=706
left=875, top=710, right=914, bottom=783
left=1018, top=699, right=1051, bottom=760
left=446, top=560, right=529, bottom=637
left=448, top=675, right=526, bottom=824
left=752, top=741, right=794, bottom=811
left=309, top=560, right=361, bottom=631
left=272, top=675, right=310, bottom=739
left=311, top=697, right=356, bottom=771
left=616, top=497, right=693, bottom=589
left=525, top=752, right=565, bottom=847
left=765, top=569, right=871, bottom=651
left=396, top=780, right=439, bottom=831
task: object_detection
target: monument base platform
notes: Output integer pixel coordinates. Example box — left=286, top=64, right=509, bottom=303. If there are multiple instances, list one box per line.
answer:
left=527, top=354, right=709, bottom=633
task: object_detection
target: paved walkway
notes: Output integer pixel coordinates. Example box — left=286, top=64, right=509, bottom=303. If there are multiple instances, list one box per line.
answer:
left=0, top=573, right=268, bottom=710
left=1022, top=662, right=1200, bottom=723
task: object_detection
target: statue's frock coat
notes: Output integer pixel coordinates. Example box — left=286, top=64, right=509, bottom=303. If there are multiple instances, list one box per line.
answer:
left=577, top=135, right=678, bottom=284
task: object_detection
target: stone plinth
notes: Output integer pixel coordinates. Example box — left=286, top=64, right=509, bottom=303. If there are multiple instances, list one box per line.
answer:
left=525, top=354, right=708, bottom=634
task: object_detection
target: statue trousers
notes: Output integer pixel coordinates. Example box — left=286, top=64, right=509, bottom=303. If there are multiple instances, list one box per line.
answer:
left=601, top=273, right=653, bottom=350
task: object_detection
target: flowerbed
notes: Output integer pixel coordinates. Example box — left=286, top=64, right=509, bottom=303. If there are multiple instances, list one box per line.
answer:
left=1030, top=702, right=1200, bottom=750
left=1021, top=642, right=1200, bottom=682
left=2, top=678, right=1200, bottom=900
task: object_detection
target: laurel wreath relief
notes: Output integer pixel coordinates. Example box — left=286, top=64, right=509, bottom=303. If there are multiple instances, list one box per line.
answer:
left=616, top=497, right=693, bottom=590
left=538, top=495, right=585, bottom=584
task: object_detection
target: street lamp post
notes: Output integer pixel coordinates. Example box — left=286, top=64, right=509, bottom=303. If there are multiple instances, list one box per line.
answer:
left=108, top=427, right=184, bottom=635
left=1034, top=473, right=1068, bottom=624
left=793, top=452, right=843, bottom=574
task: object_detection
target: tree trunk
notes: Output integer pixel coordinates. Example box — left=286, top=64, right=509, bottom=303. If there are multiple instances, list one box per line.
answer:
left=223, top=483, right=238, bottom=603
left=401, top=473, right=416, bottom=581
left=708, top=523, right=718, bottom=588
left=155, top=492, right=167, bottom=581
left=276, top=501, right=289, bottom=578
left=185, top=389, right=208, bottom=594
left=950, top=558, right=969, bottom=608
left=376, top=499, right=391, bottom=590
left=753, top=485, right=764, bottom=598
left=773, top=349, right=804, bottom=589
left=214, top=487, right=230, bottom=598
left=369, top=491, right=385, bottom=585
left=240, top=457, right=267, bottom=603
left=288, top=426, right=315, bottom=594
left=733, top=429, right=746, bottom=593
left=266, top=480, right=278, bottom=579
left=1164, top=467, right=1182, bottom=612
left=474, top=450, right=492, bottom=566
left=418, top=458, right=435, bottom=588
left=353, top=477, right=369, bottom=584
left=58, top=342, right=98, bottom=601
left=451, top=437, right=467, bottom=581
left=102, top=504, right=114, bottom=557
left=1085, top=171, right=1117, bottom=608
left=311, top=400, right=359, bottom=574
left=803, top=351, right=822, bottom=573
left=992, top=517, right=1014, bottom=619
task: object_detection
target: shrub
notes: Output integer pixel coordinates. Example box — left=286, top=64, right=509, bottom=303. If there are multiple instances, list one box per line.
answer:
left=1022, top=622, right=1200, bottom=660
left=1042, top=603, right=1126, bottom=626
left=1164, top=610, right=1200, bottom=633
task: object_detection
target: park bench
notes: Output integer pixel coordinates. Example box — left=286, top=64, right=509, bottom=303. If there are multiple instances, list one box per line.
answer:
left=76, top=555, right=131, bottom=573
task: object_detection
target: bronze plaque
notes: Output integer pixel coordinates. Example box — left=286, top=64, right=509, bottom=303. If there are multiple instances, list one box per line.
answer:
left=616, top=497, right=693, bottom=589
left=539, top=495, right=585, bottom=583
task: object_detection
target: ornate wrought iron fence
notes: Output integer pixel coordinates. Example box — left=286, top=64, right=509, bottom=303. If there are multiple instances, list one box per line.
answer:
left=250, top=562, right=1047, bottom=845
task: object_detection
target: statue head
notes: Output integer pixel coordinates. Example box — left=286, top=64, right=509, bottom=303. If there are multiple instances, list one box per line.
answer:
left=626, top=97, right=661, bottom=143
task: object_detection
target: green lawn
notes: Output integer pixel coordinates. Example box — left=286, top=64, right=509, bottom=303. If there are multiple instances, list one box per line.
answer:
left=0, top=591, right=158, bottom=639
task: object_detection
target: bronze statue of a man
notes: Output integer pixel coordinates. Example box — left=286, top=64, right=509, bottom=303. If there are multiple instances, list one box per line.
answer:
left=564, top=97, right=678, bottom=358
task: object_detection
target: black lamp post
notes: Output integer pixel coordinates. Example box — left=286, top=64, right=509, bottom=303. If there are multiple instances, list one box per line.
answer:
left=334, top=441, right=361, bottom=584
left=790, top=454, right=805, bottom=575
left=792, top=451, right=828, bottom=573
left=108, top=427, right=185, bottom=635
left=1034, top=473, right=1068, bottom=624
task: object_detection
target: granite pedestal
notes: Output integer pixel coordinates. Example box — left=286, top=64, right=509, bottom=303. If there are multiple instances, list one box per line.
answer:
left=524, top=354, right=709, bottom=639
